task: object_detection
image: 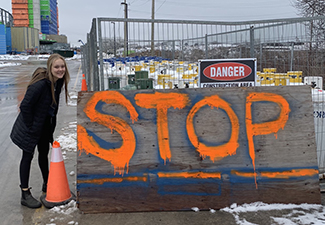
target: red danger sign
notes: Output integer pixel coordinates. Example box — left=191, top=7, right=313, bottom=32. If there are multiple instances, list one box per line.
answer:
left=203, top=62, right=252, bottom=81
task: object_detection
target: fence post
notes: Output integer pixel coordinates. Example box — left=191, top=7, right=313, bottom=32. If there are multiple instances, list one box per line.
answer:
left=290, top=42, right=294, bottom=71
left=250, top=26, right=255, bottom=58
left=205, top=34, right=208, bottom=59
left=162, top=42, right=165, bottom=58
left=259, top=43, right=263, bottom=72
left=98, top=18, right=104, bottom=91
left=87, top=34, right=92, bottom=91
left=80, top=43, right=90, bottom=91
left=86, top=33, right=93, bottom=91
left=80, top=45, right=85, bottom=82
left=181, top=39, right=184, bottom=61
left=90, top=19, right=99, bottom=91
left=172, top=40, right=175, bottom=60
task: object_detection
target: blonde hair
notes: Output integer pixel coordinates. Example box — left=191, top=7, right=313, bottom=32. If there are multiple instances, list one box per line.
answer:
left=47, top=53, right=70, bottom=103
left=28, top=53, right=70, bottom=104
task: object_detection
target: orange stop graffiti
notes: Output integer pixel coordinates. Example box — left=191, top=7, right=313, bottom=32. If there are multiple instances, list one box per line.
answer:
left=78, top=90, right=291, bottom=181
left=245, top=92, right=290, bottom=187
left=77, top=91, right=139, bottom=175
left=135, top=92, right=189, bottom=163
left=186, top=95, right=240, bottom=162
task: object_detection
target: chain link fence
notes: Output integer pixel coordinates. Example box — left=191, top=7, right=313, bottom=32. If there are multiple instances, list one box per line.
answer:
left=80, top=16, right=325, bottom=173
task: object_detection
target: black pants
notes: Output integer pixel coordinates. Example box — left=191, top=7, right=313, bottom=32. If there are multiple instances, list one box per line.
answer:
left=19, top=119, right=52, bottom=189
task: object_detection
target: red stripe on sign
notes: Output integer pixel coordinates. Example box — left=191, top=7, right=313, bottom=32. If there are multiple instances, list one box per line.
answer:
left=203, top=62, right=252, bottom=81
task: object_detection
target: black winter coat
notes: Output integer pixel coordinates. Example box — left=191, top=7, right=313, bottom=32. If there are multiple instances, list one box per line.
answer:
left=10, top=78, right=63, bottom=153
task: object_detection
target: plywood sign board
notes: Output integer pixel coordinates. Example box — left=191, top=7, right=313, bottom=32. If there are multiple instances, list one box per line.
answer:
left=77, top=85, right=320, bottom=213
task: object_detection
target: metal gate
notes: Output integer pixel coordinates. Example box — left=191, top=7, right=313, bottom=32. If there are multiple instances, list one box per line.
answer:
left=81, top=16, right=325, bottom=173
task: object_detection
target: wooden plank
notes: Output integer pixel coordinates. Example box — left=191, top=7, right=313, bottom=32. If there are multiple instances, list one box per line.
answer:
left=77, top=85, right=321, bottom=213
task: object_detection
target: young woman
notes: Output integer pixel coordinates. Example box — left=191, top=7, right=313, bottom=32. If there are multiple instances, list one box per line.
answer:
left=10, top=54, right=70, bottom=208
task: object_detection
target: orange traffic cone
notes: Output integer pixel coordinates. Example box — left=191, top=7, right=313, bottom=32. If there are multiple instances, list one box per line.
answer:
left=40, top=141, right=75, bottom=208
left=81, top=74, right=88, bottom=91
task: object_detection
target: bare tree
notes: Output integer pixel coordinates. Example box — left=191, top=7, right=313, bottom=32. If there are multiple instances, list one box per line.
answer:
left=292, top=0, right=325, bottom=44
left=102, top=37, right=124, bottom=56
left=291, top=1, right=325, bottom=81
left=292, top=0, right=325, bottom=16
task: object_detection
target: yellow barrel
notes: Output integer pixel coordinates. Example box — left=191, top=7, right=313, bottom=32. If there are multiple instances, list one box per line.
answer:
left=176, top=67, right=184, bottom=73
left=263, top=68, right=277, bottom=73
left=134, top=65, right=142, bottom=71
left=260, top=73, right=274, bottom=86
left=256, top=71, right=261, bottom=82
left=190, top=80, right=198, bottom=85
left=158, top=74, right=172, bottom=79
left=168, top=81, right=173, bottom=89
left=287, top=71, right=300, bottom=83
left=182, top=74, right=191, bottom=79
left=266, top=73, right=275, bottom=85
left=274, top=78, right=286, bottom=86
left=268, top=73, right=275, bottom=79
left=297, top=71, right=303, bottom=83
left=149, top=66, right=155, bottom=73
left=162, top=79, right=172, bottom=89
left=182, top=73, right=198, bottom=79
left=273, top=73, right=285, bottom=84
left=258, top=73, right=265, bottom=82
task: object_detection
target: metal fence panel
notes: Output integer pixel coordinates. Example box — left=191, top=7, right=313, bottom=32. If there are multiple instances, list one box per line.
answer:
left=80, top=16, right=325, bottom=173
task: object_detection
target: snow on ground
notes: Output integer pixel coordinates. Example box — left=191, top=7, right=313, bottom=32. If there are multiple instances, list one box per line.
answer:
left=0, top=54, right=81, bottom=72
left=56, top=122, right=77, bottom=154
left=0, top=54, right=81, bottom=62
left=0, top=61, right=22, bottom=67
left=49, top=200, right=79, bottom=215
left=0, top=54, right=30, bottom=61
left=47, top=200, right=79, bottom=225
left=67, top=91, right=78, bottom=107
left=56, top=91, right=78, bottom=155
left=221, top=202, right=325, bottom=225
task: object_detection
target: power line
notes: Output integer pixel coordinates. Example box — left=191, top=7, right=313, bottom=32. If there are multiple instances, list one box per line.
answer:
left=156, top=0, right=167, bottom=12
left=132, top=0, right=151, bottom=7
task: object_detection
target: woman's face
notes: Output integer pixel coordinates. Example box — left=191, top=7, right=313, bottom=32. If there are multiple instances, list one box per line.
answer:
left=51, top=58, right=66, bottom=82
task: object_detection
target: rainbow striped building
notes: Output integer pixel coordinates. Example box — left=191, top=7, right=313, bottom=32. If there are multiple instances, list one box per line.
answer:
left=12, top=0, right=58, bottom=35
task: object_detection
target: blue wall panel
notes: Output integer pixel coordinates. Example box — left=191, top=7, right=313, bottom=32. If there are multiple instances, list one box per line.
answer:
left=6, top=27, right=12, bottom=53
left=0, top=24, right=6, bottom=54
left=41, top=20, right=50, bottom=34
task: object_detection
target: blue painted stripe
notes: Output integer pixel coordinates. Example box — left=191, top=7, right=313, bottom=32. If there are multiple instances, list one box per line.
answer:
left=58, top=170, right=320, bottom=195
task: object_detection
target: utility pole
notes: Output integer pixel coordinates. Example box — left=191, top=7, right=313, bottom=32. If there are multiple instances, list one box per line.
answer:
left=111, top=22, right=116, bottom=56
left=121, top=0, right=128, bottom=56
left=151, top=0, right=155, bottom=56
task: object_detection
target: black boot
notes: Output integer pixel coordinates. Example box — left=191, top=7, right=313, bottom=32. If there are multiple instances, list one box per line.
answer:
left=21, top=187, right=42, bottom=208
left=42, top=183, right=47, bottom=193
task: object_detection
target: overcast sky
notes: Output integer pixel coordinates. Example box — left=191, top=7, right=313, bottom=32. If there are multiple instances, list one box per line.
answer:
left=1, top=0, right=299, bottom=47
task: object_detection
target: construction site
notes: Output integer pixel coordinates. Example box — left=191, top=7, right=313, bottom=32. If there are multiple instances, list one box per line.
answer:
left=0, top=0, right=71, bottom=55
